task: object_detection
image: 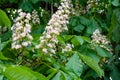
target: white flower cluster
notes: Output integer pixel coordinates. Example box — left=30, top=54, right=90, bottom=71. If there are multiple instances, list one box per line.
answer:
left=91, top=29, right=110, bottom=44
left=31, top=10, right=40, bottom=24
left=86, top=0, right=108, bottom=14
left=36, top=0, right=73, bottom=55
left=11, top=9, right=33, bottom=49
left=62, top=43, right=73, bottom=53
left=91, top=29, right=112, bottom=52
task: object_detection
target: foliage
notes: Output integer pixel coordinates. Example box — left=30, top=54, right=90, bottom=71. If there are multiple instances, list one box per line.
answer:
left=0, top=0, right=120, bottom=80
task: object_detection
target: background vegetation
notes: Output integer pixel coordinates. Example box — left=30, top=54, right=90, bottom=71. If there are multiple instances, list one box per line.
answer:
left=0, top=0, right=120, bottom=80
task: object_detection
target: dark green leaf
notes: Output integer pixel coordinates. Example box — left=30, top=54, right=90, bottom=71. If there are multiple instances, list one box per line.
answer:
left=74, top=24, right=85, bottom=32
left=20, top=1, right=33, bottom=12
left=78, top=0, right=89, bottom=5
left=78, top=53, right=104, bottom=77
left=0, top=40, right=10, bottom=51
left=69, top=16, right=79, bottom=29
left=110, top=65, right=120, bottom=80
left=79, top=16, right=90, bottom=26
left=86, top=17, right=100, bottom=34
left=31, top=0, right=39, bottom=4
left=112, top=0, right=120, bottom=6
left=0, top=52, right=8, bottom=60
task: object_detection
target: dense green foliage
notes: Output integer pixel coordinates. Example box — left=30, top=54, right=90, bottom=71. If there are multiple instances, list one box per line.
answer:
left=0, top=0, right=120, bottom=80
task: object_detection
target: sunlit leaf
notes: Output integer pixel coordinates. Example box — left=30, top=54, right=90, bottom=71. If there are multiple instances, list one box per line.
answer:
left=0, top=9, right=11, bottom=28
left=3, top=66, right=48, bottom=80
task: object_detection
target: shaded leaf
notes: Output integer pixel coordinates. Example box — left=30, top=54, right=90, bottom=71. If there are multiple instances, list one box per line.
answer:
left=20, top=1, right=33, bottom=12
left=0, top=40, right=10, bottom=51
left=112, top=0, right=120, bottom=6
left=79, top=16, right=90, bottom=26
left=74, top=24, right=85, bottom=32
left=78, top=53, right=104, bottom=77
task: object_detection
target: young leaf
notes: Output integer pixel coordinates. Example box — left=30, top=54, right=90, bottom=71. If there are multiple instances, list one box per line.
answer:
left=78, top=53, right=104, bottom=77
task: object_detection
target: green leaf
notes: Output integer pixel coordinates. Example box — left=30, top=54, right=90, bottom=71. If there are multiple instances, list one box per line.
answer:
left=64, top=35, right=73, bottom=41
left=78, top=53, right=104, bottom=77
left=66, top=53, right=83, bottom=76
left=74, top=24, right=85, bottom=32
left=40, top=0, right=53, bottom=3
left=78, top=0, right=89, bottom=5
left=0, top=74, right=4, bottom=80
left=69, top=16, right=79, bottom=29
left=109, top=65, right=120, bottom=80
left=81, top=36, right=91, bottom=43
left=112, top=0, right=120, bottom=6
left=9, top=0, right=18, bottom=3
left=52, top=71, right=82, bottom=80
left=52, top=71, right=66, bottom=80
left=0, top=30, right=12, bottom=42
left=20, top=1, right=33, bottom=12
left=31, top=0, right=39, bottom=4
left=0, top=40, right=10, bottom=51
left=47, top=70, right=57, bottom=80
left=79, top=16, right=90, bottom=26
left=3, top=66, right=48, bottom=80
left=71, top=36, right=84, bottom=45
left=86, top=49, right=100, bottom=63
left=57, top=36, right=65, bottom=45
left=0, top=9, right=11, bottom=28
left=0, top=52, right=8, bottom=60
left=94, top=46, right=111, bottom=57
left=87, top=17, right=100, bottom=34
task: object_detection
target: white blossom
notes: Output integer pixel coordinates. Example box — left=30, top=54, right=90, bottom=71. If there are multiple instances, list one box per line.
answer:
left=62, top=43, right=73, bottom=53
left=36, top=0, right=73, bottom=55
left=91, top=29, right=112, bottom=53
left=31, top=10, right=40, bottom=24
left=11, top=9, right=33, bottom=49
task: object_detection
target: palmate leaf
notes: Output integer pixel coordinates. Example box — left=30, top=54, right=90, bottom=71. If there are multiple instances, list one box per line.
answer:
left=3, top=66, right=48, bottom=80
left=78, top=53, right=104, bottom=77
left=0, top=9, right=11, bottom=28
